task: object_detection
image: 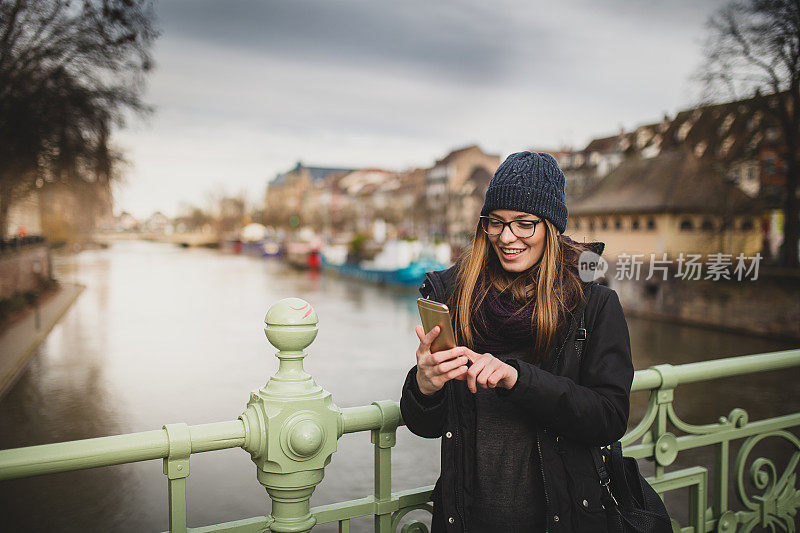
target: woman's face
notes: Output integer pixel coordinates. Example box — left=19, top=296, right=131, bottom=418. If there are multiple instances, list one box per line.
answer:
left=486, top=209, right=546, bottom=273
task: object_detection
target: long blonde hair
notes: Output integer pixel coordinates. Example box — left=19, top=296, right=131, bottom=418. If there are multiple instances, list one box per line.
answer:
left=450, top=218, right=585, bottom=361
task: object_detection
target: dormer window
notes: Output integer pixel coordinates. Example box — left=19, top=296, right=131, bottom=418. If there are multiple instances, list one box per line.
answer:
left=637, top=128, right=653, bottom=148
left=718, top=113, right=735, bottom=136
left=694, top=141, right=708, bottom=157
left=748, top=132, right=763, bottom=151
left=677, top=121, right=692, bottom=141
left=719, top=136, right=735, bottom=157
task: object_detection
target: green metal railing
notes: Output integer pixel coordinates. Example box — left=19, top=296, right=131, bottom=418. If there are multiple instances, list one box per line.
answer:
left=0, top=297, right=798, bottom=532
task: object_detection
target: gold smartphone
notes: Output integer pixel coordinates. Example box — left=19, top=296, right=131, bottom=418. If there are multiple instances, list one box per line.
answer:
left=417, top=298, right=457, bottom=353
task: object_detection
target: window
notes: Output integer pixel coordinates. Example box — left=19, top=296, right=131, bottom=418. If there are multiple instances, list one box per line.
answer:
left=764, top=156, right=776, bottom=175
left=601, top=219, right=608, bottom=230
left=647, top=218, right=656, bottom=230
left=615, top=219, right=622, bottom=230
left=677, top=121, right=692, bottom=141
left=740, top=218, right=754, bottom=231
left=589, top=220, right=596, bottom=231
left=719, top=136, right=735, bottom=157
left=680, top=218, right=694, bottom=231
left=694, top=141, right=707, bottom=158
left=631, top=218, right=641, bottom=230
left=765, top=127, right=780, bottom=141
left=701, top=219, right=714, bottom=231
left=718, top=113, right=735, bottom=136
left=748, top=132, right=763, bottom=151
left=574, top=219, right=581, bottom=230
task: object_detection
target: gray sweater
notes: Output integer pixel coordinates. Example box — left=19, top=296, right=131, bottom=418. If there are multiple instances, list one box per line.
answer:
left=470, top=348, right=547, bottom=531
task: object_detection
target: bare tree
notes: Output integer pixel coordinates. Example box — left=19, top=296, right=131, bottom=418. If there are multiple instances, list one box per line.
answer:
left=699, top=0, right=800, bottom=267
left=0, top=0, right=158, bottom=240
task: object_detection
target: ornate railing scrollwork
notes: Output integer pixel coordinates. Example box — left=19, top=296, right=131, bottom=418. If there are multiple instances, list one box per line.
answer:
left=667, top=406, right=749, bottom=436
left=622, top=392, right=660, bottom=447
left=391, top=504, right=434, bottom=533
left=733, top=431, right=800, bottom=532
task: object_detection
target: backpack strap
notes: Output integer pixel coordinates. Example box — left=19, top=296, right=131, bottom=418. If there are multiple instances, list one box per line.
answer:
left=574, top=283, right=591, bottom=363
left=590, top=446, right=618, bottom=508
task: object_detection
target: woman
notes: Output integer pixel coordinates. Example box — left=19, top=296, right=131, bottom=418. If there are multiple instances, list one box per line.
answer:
left=400, top=151, right=634, bottom=533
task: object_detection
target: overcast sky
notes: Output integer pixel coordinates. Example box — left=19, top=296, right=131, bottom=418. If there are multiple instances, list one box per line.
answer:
left=114, top=0, right=726, bottom=219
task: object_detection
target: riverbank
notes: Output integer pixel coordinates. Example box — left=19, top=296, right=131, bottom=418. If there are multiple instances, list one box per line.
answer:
left=0, top=282, right=84, bottom=399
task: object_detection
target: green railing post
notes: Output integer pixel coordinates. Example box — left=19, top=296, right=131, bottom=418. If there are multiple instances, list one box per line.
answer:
left=651, top=364, right=679, bottom=479
left=163, top=422, right=191, bottom=533
left=370, top=400, right=400, bottom=532
left=239, top=298, right=340, bottom=533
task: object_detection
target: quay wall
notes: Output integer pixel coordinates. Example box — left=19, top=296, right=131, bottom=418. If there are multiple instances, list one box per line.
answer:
left=608, top=268, right=800, bottom=340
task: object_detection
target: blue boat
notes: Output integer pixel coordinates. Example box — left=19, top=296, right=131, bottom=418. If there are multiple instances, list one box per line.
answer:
left=321, top=256, right=448, bottom=287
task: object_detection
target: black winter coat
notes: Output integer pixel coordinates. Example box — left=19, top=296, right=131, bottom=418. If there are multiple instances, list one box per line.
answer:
left=400, top=253, right=634, bottom=533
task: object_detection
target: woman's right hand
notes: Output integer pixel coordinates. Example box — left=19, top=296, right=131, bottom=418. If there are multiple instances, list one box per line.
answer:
left=414, top=325, right=469, bottom=396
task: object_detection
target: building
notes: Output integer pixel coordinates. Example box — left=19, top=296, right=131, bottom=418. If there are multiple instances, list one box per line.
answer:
left=569, top=149, right=763, bottom=259
left=567, top=93, right=794, bottom=260
left=264, top=162, right=355, bottom=229
left=333, top=168, right=400, bottom=238
left=425, top=145, right=500, bottom=247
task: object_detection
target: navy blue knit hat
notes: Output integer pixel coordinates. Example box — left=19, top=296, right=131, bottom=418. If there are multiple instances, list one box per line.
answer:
left=481, top=151, right=568, bottom=234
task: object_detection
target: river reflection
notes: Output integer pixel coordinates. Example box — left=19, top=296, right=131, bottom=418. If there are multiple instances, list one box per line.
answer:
left=0, top=241, right=796, bottom=532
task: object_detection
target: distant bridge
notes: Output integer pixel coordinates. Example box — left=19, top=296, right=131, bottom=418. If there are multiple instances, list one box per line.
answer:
left=93, top=232, right=220, bottom=248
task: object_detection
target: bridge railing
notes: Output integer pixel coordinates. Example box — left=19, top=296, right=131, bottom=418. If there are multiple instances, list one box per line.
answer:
left=0, top=297, right=798, bottom=533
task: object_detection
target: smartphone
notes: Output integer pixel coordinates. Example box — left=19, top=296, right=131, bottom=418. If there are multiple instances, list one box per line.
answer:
left=417, top=298, right=457, bottom=353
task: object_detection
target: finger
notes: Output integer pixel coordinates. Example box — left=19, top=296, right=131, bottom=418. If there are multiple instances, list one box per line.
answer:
left=415, top=325, right=426, bottom=343
left=463, top=349, right=489, bottom=365
left=486, top=366, right=503, bottom=388
left=430, top=346, right=465, bottom=364
left=417, top=325, right=439, bottom=346
left=437, top=355, right=469, bottom=374
left=486, top=363, right=509, bottom=388
left=445, top=365, right=468, bottom=381
left=423, top=325, right=441, bottom=347
left=466, top=357, right=489, bottom=394
left=477, top=359, right=502, bottom=389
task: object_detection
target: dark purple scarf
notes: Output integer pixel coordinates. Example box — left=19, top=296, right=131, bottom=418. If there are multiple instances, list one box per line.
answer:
left=472, top=283, right=537, bottom=357
left=471, top=264, right=581, bottom=360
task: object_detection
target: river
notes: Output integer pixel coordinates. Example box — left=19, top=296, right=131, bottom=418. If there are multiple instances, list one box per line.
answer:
left=0, top=241, right=796, bottom=532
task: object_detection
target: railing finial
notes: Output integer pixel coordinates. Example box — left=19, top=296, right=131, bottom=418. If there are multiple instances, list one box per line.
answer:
left=240, top=297, right=338, bottom=533
left=264, top=297, right=318, bottom=353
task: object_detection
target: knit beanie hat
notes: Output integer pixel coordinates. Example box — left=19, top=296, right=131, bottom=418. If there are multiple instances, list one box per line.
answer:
left=481, top=151, right=568, bottom=234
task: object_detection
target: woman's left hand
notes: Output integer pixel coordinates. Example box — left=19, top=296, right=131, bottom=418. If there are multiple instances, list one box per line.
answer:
left=460, top=348, right=519, bottom=393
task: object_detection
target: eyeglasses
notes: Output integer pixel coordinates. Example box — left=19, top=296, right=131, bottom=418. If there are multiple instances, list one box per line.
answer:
left=479, top=216, right=543, bottom=238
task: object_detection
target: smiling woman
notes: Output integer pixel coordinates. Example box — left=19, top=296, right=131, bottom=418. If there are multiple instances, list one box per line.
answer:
left=401, top=151, right=642, bottom=532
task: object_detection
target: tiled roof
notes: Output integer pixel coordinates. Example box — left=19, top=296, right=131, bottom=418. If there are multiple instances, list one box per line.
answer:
left=307, top=166, right=354, bottom=182
left=270, top=162, right=356, bottom=188
left=570, top=149, right=763, bottom=215
left=584, top=135, right=623, bottom=153
left=435, top=145, right=499, bottom=165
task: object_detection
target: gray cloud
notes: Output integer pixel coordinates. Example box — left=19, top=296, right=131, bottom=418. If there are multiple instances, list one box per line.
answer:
left=156, top=0, right=561, bottom=84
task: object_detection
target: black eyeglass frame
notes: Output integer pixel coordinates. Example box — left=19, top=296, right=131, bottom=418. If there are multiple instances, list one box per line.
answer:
left=479, top=215, right=543, bottom=238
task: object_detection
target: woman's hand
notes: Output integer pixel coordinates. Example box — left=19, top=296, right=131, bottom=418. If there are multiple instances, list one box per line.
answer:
left=462, top=349, right=518, bottom=393
left=415, top=325, right=469, bottom=396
